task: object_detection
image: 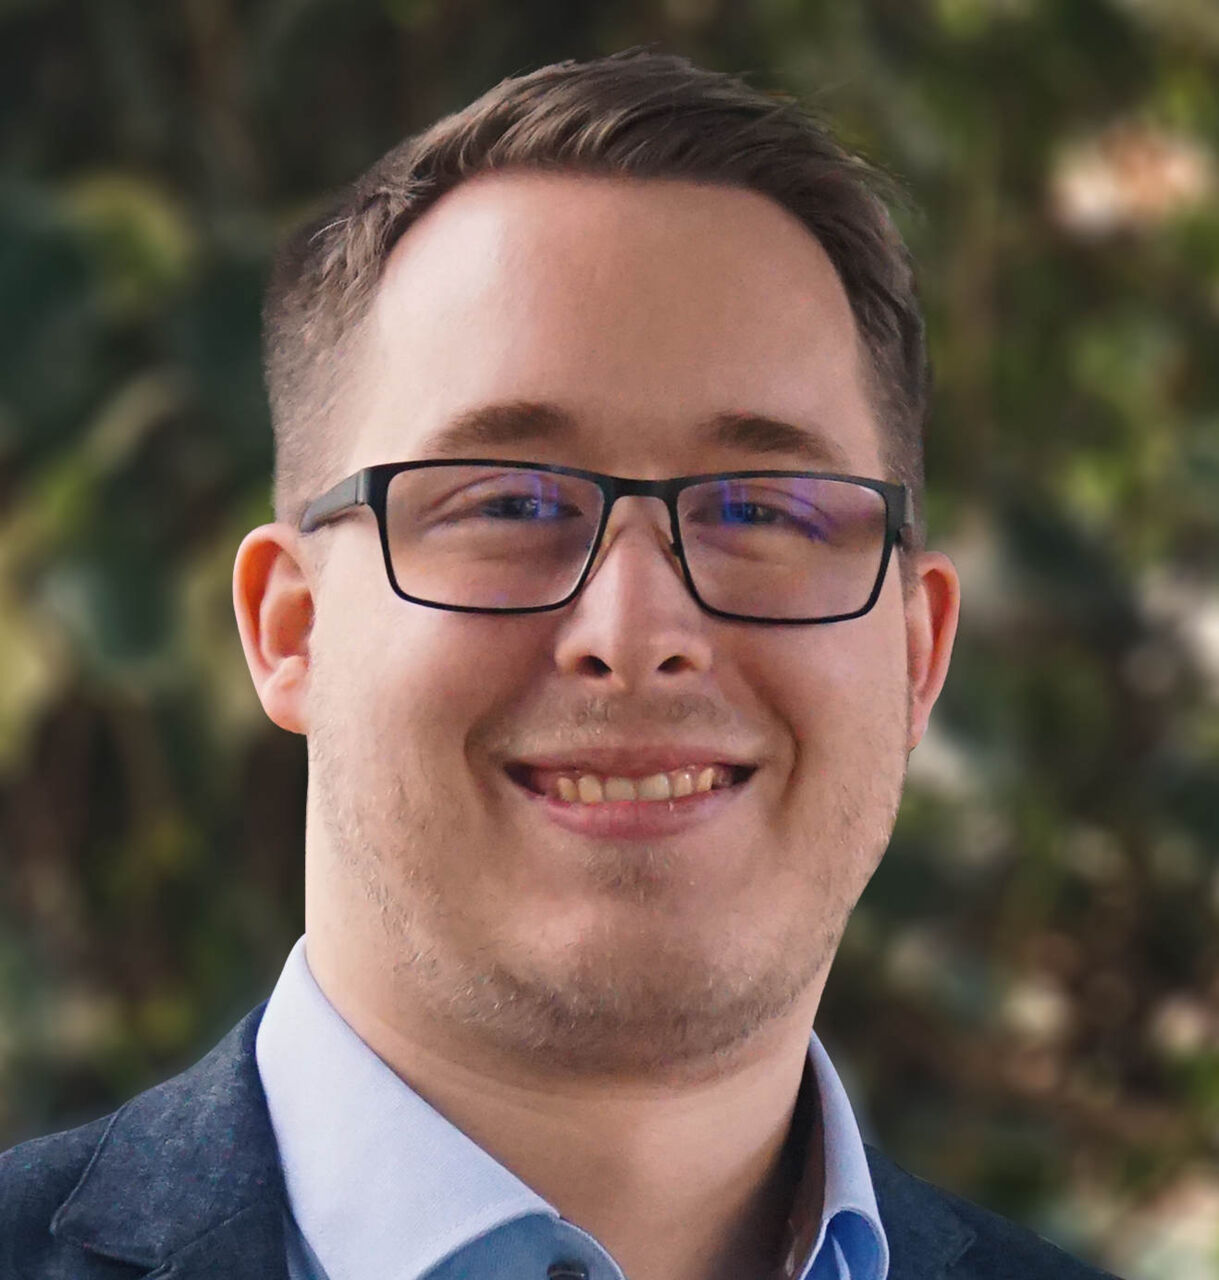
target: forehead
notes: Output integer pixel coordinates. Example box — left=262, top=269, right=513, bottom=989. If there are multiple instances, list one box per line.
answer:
left=353, top=172, right=880, bottom=475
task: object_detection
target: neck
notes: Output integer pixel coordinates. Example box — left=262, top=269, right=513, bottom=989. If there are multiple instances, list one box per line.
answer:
left=309, top=941, right=825, bottom=1280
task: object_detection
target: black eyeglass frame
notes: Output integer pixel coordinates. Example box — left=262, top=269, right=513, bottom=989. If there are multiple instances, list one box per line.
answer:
left=299, top=459, right=913, bottom=625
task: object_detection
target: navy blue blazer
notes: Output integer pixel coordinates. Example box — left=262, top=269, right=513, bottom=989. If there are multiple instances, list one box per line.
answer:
left=0, top=1001, right=1119, bottom=1279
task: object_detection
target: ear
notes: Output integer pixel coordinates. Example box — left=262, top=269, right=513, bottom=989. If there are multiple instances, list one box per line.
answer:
left=903, top=550, right=961, bottom=752
left=232, top=523, right=316, bottom=735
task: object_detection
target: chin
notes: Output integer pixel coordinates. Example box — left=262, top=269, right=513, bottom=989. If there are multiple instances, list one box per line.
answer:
left=442, top=912, right=834, bottom=1077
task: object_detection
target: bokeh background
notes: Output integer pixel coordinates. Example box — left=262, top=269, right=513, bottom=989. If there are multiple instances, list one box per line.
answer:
left=1, top=2, right=1217, bottom=1275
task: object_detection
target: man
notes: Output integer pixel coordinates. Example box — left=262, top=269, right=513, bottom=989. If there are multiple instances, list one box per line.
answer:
left=0, top=50, right=1118, bottom=1280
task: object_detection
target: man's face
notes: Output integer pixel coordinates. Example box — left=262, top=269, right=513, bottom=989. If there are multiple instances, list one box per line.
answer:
left=299, top=173, right=940, bottom=1073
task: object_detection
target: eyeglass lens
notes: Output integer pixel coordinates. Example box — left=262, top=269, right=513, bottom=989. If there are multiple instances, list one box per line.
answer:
left=383, top=465, right=889, bottom=619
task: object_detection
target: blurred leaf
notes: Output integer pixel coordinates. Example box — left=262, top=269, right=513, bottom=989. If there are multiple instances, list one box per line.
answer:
left=60, top=172, right=198, bottom=319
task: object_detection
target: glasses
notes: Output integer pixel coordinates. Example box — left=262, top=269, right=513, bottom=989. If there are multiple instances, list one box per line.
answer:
left=299, top=460, right=911, bottom=625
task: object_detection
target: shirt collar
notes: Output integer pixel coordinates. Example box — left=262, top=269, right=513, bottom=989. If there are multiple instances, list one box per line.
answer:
left=256, top=935, right=888, bottom=1280
left=256, top=937, right=552, bottom=1279
left=781, top=1032, right=890, bottom=1280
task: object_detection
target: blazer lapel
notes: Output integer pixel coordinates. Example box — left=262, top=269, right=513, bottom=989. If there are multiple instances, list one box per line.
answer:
left=866, top=1145, right=976, bottom=1280
left=49, top=1000, right=288, bottom=1280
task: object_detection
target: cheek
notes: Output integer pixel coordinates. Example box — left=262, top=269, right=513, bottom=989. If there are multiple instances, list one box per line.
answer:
left=752, top=621, right=903, bottom=730
left=742, top=615, right=909, bottom=817
left=356, top=611, right=552, bottom=765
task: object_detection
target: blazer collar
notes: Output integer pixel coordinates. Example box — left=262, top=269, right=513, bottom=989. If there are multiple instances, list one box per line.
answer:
left=50, top=999, right=288, bottom=1280
left=867, top=1145, right=976, bottom=1280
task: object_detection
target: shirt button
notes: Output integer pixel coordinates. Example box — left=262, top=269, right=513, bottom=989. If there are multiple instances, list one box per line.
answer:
left=547, top=1264, right=589, bottom=1280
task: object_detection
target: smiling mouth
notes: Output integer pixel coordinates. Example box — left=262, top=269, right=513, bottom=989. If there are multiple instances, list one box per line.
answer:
left=506, top=762, right=756, bottom=805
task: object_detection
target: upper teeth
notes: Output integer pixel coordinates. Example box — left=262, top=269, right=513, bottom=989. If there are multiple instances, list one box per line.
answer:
left=553, top=765, right=733, bottom=805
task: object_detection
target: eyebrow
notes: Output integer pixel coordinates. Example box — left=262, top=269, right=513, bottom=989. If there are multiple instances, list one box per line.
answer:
left=418, top=401, right=576, bottom=457
left=416, top=400, right=856, bottom=472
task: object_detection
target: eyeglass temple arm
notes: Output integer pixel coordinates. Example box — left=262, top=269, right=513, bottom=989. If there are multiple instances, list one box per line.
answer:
left=898, top=486, right=914, bottom=542
left=300, top=472, right=369, bottom=533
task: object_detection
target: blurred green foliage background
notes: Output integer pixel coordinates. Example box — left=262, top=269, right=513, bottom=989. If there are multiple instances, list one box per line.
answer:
left=1, top=1, right=1217, bottom=1275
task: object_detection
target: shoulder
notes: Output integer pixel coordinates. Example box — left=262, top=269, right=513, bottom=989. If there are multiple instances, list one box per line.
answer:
left=0, top=1001, right=278, bottom=1279
left=866, top=1145, right=1124, bottom=1280
left=0, top=1111, right=118, bottom=1274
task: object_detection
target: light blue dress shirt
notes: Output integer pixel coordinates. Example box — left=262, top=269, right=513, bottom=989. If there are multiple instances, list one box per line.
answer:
left=255, top=936, right=889, bottom=1280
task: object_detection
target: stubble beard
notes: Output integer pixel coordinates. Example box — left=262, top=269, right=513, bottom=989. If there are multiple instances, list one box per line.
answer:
left=308, top=696, right=910, bottom=1080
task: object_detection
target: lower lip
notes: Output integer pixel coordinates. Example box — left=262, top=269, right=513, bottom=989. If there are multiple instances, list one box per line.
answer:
left=508, top=775, right=751, bottom=838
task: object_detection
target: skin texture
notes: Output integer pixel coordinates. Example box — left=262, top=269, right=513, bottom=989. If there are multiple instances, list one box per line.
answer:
left=233, top=172, right=960, bottom=1280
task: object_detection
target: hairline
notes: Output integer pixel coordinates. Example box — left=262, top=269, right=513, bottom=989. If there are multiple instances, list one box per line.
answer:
left=303, top=166, right=923, bottom=599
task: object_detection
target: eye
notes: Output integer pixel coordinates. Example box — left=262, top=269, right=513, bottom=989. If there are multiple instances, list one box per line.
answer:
left=688, top=492, right=830, bottom=542
left=719, top=500, right=783, bottom=525
left=476, top=493, right=579, bottom=521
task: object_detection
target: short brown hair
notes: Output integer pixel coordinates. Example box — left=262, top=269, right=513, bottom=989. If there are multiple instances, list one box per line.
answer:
left=263, top=49, right=929, bottom=564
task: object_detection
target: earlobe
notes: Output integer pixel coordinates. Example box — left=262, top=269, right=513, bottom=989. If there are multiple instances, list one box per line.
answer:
left=904, top=550, right=961, bottom=752
left=232, top=524, right=316, bottom=736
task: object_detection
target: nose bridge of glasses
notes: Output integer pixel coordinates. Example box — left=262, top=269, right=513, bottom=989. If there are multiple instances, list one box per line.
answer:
left=589, top=492, right=681, bottom=573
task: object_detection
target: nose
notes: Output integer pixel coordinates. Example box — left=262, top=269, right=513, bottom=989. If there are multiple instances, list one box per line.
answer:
left=552, top=496, right=714, bottom=689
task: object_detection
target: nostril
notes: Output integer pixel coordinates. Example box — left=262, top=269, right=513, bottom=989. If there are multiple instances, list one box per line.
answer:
left=575, top=654, right=613, bottom=677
